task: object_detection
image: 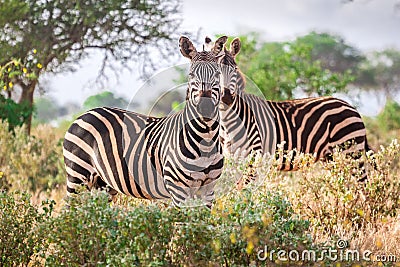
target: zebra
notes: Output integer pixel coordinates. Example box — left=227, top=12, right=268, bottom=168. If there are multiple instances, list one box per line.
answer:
left=62, top=36, right=228, bottom=208
left=207, top=37, right=374, bottom=186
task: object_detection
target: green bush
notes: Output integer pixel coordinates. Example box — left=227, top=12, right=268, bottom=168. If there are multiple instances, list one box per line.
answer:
left=0, top=191, right=53, bottom=266
left=42, top=188, right=312, bottom=267
left=377, top=100, right=400, bottom=131
left=210, top=188, right=312, bottom=266
left=0, top=95, right=33, bottom=130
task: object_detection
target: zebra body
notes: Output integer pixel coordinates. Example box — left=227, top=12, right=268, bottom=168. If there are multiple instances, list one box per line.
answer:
left=221, top=94, right=368, bottom=171
left=63, top=36, right=227, bottom=207
left=215, top=37, right=372, bottom=182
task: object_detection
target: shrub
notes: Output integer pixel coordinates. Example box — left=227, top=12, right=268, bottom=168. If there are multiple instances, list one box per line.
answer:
left=45, top=191, right=174, bottom=266
left=0, top=95, right=33, bottom=130
left=41, top=186, right=313, bottom=267
left=0, top=191, right=53, bottom=266
left=283, top=140, right=400, bottom=233
left=210, top=188, right=312, bottom=266
left=377, top=100, right=400, bottom=131
left=0, top=120, right=65, bottom=198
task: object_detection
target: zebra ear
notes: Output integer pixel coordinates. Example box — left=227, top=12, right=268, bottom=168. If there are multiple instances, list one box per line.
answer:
left=203, top=36, right=214, bottom=51
left=179, top=36, right=197, bottom=59
left=212, top=35, right=228, bottom=56
left=230, top=38, right=241, bottom=58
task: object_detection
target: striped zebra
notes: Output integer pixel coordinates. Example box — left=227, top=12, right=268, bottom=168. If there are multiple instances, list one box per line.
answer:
left=209, top=37, right=374, bottom=186
left=62, top=36, right=227, bottom=208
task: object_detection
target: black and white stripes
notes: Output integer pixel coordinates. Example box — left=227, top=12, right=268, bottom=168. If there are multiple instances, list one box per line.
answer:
left=63, top=36, right=227, bottom=207
left=217, top=37, right=373, bottom=184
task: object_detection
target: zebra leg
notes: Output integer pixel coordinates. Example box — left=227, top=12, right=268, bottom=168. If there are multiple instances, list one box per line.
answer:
left=349, top=150, right=368, bottom=182
left=66, top=174, right=87, bottom=197
left=93, top=174, right=118, bottom=202
left=322, top=149, right=368, bottom=182
left=64, top=171, right=92, bottom=208
left=64, top=155, right=97, bottom=197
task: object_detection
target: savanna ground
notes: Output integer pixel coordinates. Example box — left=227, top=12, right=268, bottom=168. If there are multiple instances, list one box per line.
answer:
left=1, top=118, right=400, bottom=267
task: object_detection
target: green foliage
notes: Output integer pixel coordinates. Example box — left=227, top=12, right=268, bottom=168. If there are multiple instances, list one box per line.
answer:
left=45, top=189, right=311, bottom=266
left=0, top=58, right=37, bottom=92
left=0, top=191, right=54, bottom=267
left=356, top=49, right=400, bottom=98
left=0, top=121, right=65, bottom=195
left=46, top=192, right=159, bottom=266
left=0, top=0, right=181, bottom=71
left=171, top=100, right=184, bottom=112
left=149, top=90, right=185, bottom=116
left=0, top=0, right=29, bottom=27
left=83, top=91, right=129, bottom=110
left=222, top=32, right=354, bottom=100
left=1, top=120, right=400, bottom=265
left=210, top=189, right=312, bottom=266
left=1, top=0, right=182, bottom=130
left=0, top=95, right=33, bottom=129
left=296, top=31, right=365, bottom=73
left=377, top=100, right=400, bottom=131
left=0, top=58, right=36, bottom=128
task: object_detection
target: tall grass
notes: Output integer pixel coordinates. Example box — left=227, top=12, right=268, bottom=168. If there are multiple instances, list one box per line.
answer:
left=0, top=121, right=65, bottom=203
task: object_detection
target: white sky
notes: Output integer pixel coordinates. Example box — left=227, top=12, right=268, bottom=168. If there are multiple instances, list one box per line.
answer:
left=44, top=0, right=400, bottom=115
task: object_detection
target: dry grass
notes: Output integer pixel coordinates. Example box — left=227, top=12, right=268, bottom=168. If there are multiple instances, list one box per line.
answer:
left=226, top=138, right=400, bottom=265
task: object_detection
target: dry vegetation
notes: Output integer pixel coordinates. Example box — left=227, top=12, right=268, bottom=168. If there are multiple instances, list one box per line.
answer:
left=1, top=120, right=400, bottom=266
left=228, top=137, right=400, bottom=265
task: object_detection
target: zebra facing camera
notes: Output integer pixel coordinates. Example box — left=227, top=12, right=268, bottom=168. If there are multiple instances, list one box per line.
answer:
left=122, top=62, right=277, bottom=207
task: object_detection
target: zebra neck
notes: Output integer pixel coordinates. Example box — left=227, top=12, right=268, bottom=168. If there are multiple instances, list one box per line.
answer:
left=177, top=103, right=221, bottom=166
left=220, top=92, right=267, bottom=155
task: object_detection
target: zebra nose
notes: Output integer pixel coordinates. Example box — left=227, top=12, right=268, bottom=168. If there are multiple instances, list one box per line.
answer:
left=222, top=87, right=234, bottom=106
left=199, top=88, right=212, bottom=98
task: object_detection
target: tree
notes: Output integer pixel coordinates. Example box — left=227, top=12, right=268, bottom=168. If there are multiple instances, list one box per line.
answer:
left=83, top=91, right=129, bottom=110
left=0, top=94, right=32, bottom=130
left=356, top=49, right=400, bottom=100
left=228, top=33, right=353, bottom=100
left=0, top=0, right=182, bottom=133
left=296, top=31, right=365, bottom=74
left=0, top=59, right=35, bottom=130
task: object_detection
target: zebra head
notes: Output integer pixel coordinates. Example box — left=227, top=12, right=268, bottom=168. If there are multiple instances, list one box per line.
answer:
left=206, top=37, right=245, bottom=110
left=179, top=36, right=227, bottom=121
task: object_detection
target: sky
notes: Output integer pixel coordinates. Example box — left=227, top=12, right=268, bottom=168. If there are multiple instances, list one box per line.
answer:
left=44, top=0, right=400, bottom=115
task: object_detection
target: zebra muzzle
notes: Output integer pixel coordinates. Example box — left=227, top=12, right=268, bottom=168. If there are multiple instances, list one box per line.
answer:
left=221, top=87, right=235, bottom=107
left=197, top=96, right=217, bottom=120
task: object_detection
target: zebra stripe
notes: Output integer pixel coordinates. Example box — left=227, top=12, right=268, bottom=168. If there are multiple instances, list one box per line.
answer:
left=216, top=37, right=372, bottom=184
left=63, top=36, right=227, bottom=207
